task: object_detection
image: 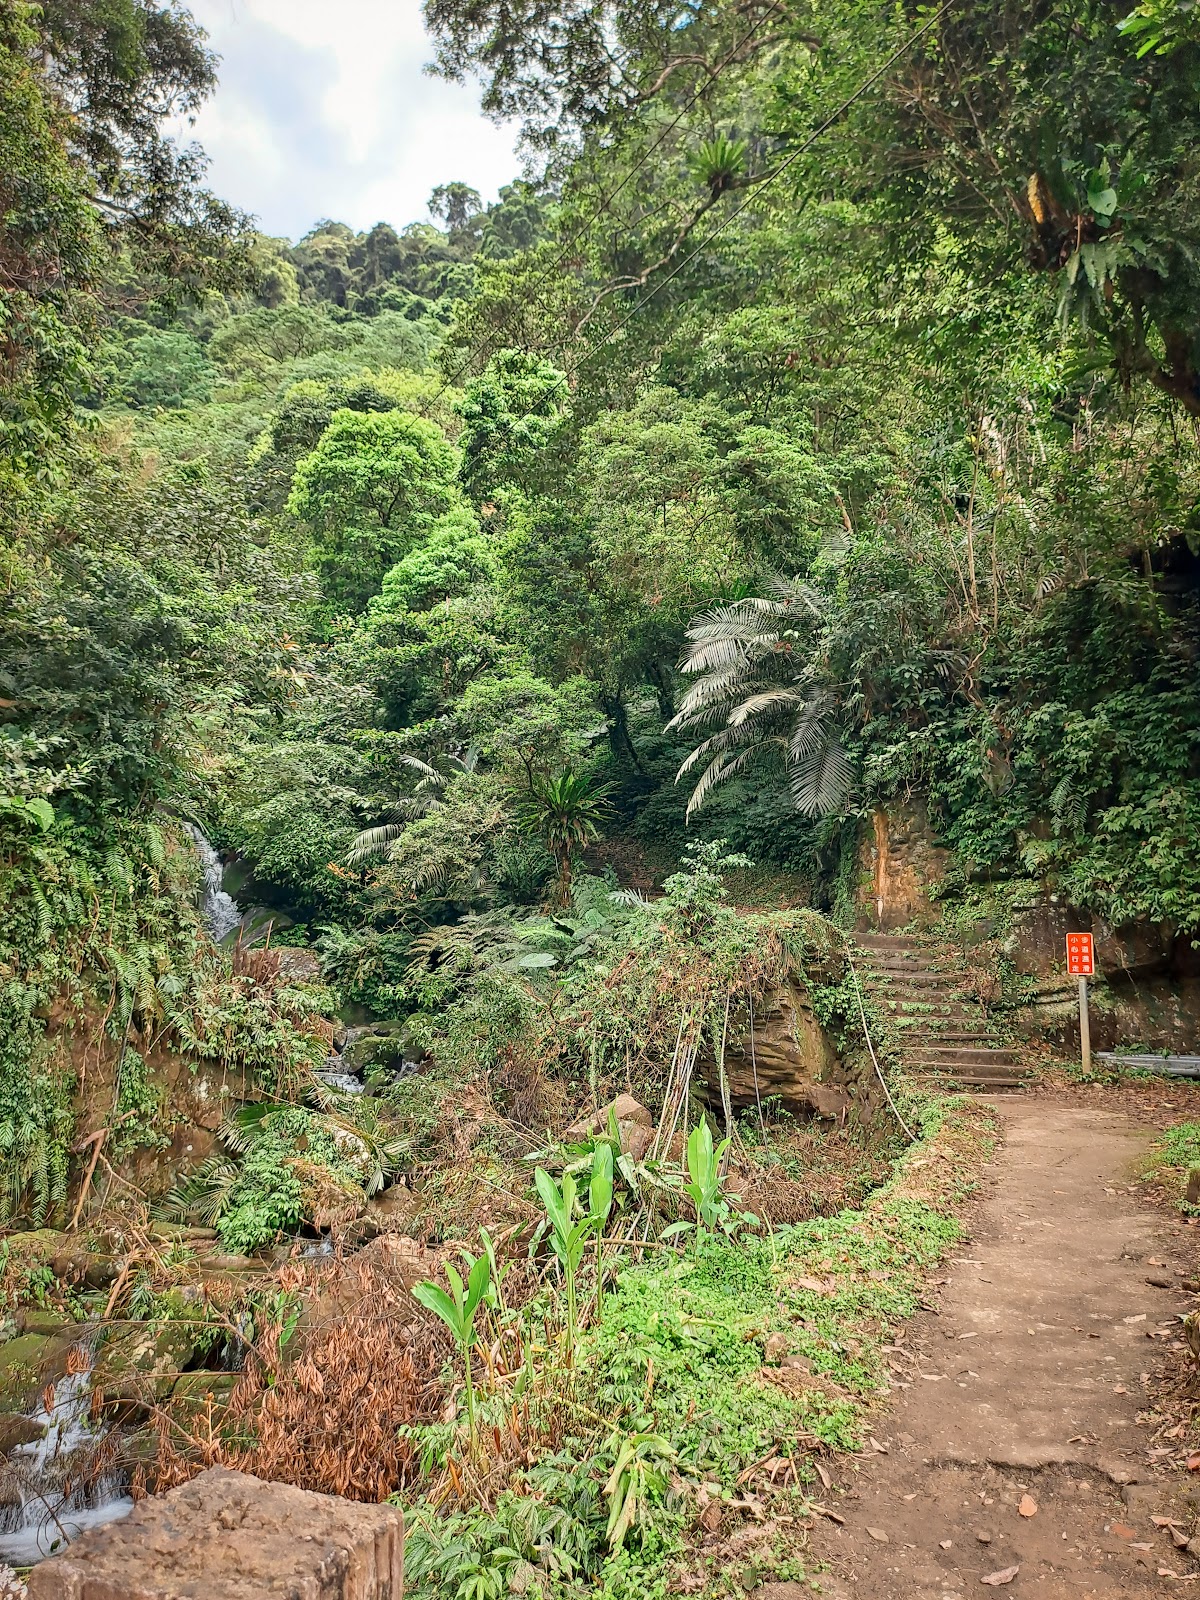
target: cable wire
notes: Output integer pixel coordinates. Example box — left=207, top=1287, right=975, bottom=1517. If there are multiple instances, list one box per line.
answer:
left=569, top=0, right=955, bottom=378
left=421, top=2, right=787, bottom=411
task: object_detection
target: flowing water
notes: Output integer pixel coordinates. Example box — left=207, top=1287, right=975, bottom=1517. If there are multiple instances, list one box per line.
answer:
left=0, top=1360, right=132, bottom=1565
left=315, top=1061, right=365, bottom=1096
left=184, top=823, right=243, bottom=943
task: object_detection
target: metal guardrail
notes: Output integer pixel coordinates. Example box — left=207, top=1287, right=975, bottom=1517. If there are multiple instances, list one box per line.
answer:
left=1097, top=1053, right=1200, bottom=1078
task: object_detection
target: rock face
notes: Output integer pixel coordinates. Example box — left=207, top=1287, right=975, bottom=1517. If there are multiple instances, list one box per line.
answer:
left=700, top=983, right=848, bottom=1121
left=25, top=1467, right=404, bottom=1600
left=855, top=800, right=948, bottom=932
left=971, top=895, right=1200, bottom=1054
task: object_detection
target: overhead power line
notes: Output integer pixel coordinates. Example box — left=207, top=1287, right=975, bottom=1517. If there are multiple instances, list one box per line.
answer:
left=568, top=0, right=956, bottom=378
left=422, top=3, right=786, bottom=410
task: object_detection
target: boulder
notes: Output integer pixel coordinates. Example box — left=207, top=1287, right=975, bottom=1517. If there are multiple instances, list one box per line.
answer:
left=341, top=1023, right=426, bottom=1075
left=0, top=1328, right=80, bottom=1416
left=14, top=1309, right=72, bottom=1338
left=91, top=1323, right=206, bottom=1407
left=361, top=1183, right=415, bottom=1235
left=564, top=1096, right=655, bottom=1160
left=0, top=1232, right=103, bottom=1291
left=358, top=1233, right=438, bottom=1288
left=274, top=948, right=323, bottom=984
left=700, top=983, right=843, bottom=1118
left=25, top=1466, right=404, bottom=1600
left=168, top=1372, right=237, bottom=1408
left=0, top=1413, right=44, bottom=1453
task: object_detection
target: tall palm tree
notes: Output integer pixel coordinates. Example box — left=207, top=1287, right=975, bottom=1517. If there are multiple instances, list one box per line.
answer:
left=516, top=770, right=611, bottom=906
left=667, top=576, right=855, bottom=818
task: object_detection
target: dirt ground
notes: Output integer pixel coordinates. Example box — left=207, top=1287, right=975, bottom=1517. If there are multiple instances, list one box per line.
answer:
left=797, top=1097, right=1200, bottom=1599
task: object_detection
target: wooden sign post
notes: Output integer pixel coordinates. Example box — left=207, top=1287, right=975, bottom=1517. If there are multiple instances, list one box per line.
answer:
left=1066, top=932, right=1095, bottom=1073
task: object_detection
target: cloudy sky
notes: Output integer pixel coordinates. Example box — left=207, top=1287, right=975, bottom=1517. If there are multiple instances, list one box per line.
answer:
left=181, top=0, right=521, bottom=242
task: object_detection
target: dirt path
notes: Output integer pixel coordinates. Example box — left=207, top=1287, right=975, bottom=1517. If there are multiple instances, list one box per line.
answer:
left=805, top=1098, right=1197, bottom=1598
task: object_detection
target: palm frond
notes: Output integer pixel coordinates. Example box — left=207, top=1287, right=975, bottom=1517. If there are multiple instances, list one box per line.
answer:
left=347, top=822, right=408, bottom=865
left=764, top=575, right=826, bottom=616
left=675, top=724, right=745, bottom=778
left=686, top=595, right=787, bottom=634
left=726, top=686, right=808, bottom=728
left=156, top=1157, right=240, bottom=1227
left=609, top=887, right=650, bottom=907
left=220, top=1102, right=277, bottom=1155
left=677, top=637, right=756, bottom=677
left=673, top=576, right=847, bottom=817
left=668, top=663, right=763, bottom=727
left=684, top=741, right=772, bottom=817
left=786, top=692, right=839, bottom=758
left=396, top=754, right=440, bottom=781
left=787, top=734, right=855, bottom=817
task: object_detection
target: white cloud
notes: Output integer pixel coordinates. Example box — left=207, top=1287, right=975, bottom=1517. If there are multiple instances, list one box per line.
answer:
left=181, top=0, right=520, bottom=240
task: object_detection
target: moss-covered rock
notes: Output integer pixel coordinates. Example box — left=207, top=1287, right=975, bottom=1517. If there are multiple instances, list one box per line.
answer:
left=92, top=1323, right=207, bottom=1406
left=0, top=1324, right=78, bottom=1414
left=341, top=1023, right=423, bottom=1074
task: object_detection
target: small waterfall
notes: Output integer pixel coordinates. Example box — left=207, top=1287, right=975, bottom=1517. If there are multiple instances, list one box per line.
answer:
left=184, top=823, right=243, bottom=943
left=0, top=1360, right=132, bottom=1564
left=315, top=1064, right=365, bottom=1095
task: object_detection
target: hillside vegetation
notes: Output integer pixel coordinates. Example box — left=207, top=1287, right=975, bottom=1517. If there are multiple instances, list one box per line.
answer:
left=1, top=0, right=1199, bottom=1588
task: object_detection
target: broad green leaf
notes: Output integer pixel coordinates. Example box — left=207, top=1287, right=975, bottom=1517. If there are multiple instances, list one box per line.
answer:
left=412, top=1281, right=462, bottom=1337
left=443, top=1260, right=466, bottom=1312
left=1087, top=185, right=1118, bottom=218
left=589, top=1142, right=614, bottom=1225
left=534, top=1167, right=569, bottom=1235
left=466, top=1250, right=491, bottom=1318
left=25, top=798, right=54, bottom=830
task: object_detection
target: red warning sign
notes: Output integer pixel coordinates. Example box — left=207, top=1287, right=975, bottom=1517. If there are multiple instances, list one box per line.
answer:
left=1066, top=932, right=1094, bottom=976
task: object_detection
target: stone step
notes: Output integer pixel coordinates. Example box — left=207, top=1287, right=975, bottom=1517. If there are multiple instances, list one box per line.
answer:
left=889, top=1018, right=992, bottom=1035
left=913, top=1054, right=1024, bottom=1071
left=887, top=999, right=984, bottom=1014
left=854, top=942, right=935, bottom=958
left=899, top=1031, right=1000, bottom=1046
left=862, top=968, right=963, bottom=984
left=853, top=933, right=927, bottom=950
left=907, top=1057, right=1023, bottom=1076
left=856, top=958, right=946, bottom=975
left=909, top=1042, right=1020, bottom=1059
left=913, top=1073, right=1026, bottom=1089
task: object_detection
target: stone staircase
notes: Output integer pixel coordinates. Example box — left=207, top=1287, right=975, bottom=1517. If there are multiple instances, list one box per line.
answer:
left=851, top=932, right=1026, bottom=1090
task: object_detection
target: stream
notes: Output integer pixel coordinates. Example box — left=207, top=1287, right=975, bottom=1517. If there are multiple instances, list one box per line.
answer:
left=0, top=1356, right=132, bottom=1565
left=184, top=823, right=243, bottom=943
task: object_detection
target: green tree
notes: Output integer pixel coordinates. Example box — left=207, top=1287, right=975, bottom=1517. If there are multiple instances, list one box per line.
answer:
left=424, top=0, right=784, bottom=150
left=0, top=3, right=100, bottom=490
left=807, top=0, right=1200, bottom=413
left=517, top=769, right=611, bottom=905
left=371, top=505, right=497, bottom=612
left=287, top=409, right=463, bottom=609
left=33, top=0, right=255, bottom=295
left=209, top=305, right=354, bottom=378
left=117, top=328, right=214, bottom=408
left=458, top=348, right=569, bottom=496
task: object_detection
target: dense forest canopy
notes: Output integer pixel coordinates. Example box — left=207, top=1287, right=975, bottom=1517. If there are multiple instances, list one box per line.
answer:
left=2, top=0, right=1200, bottom=1212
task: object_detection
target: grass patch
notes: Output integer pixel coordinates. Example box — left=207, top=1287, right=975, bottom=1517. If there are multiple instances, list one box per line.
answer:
left=399, top=1093, right=996, bottom=1599
left=1141, top=1120, right=1200, bottom=1213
